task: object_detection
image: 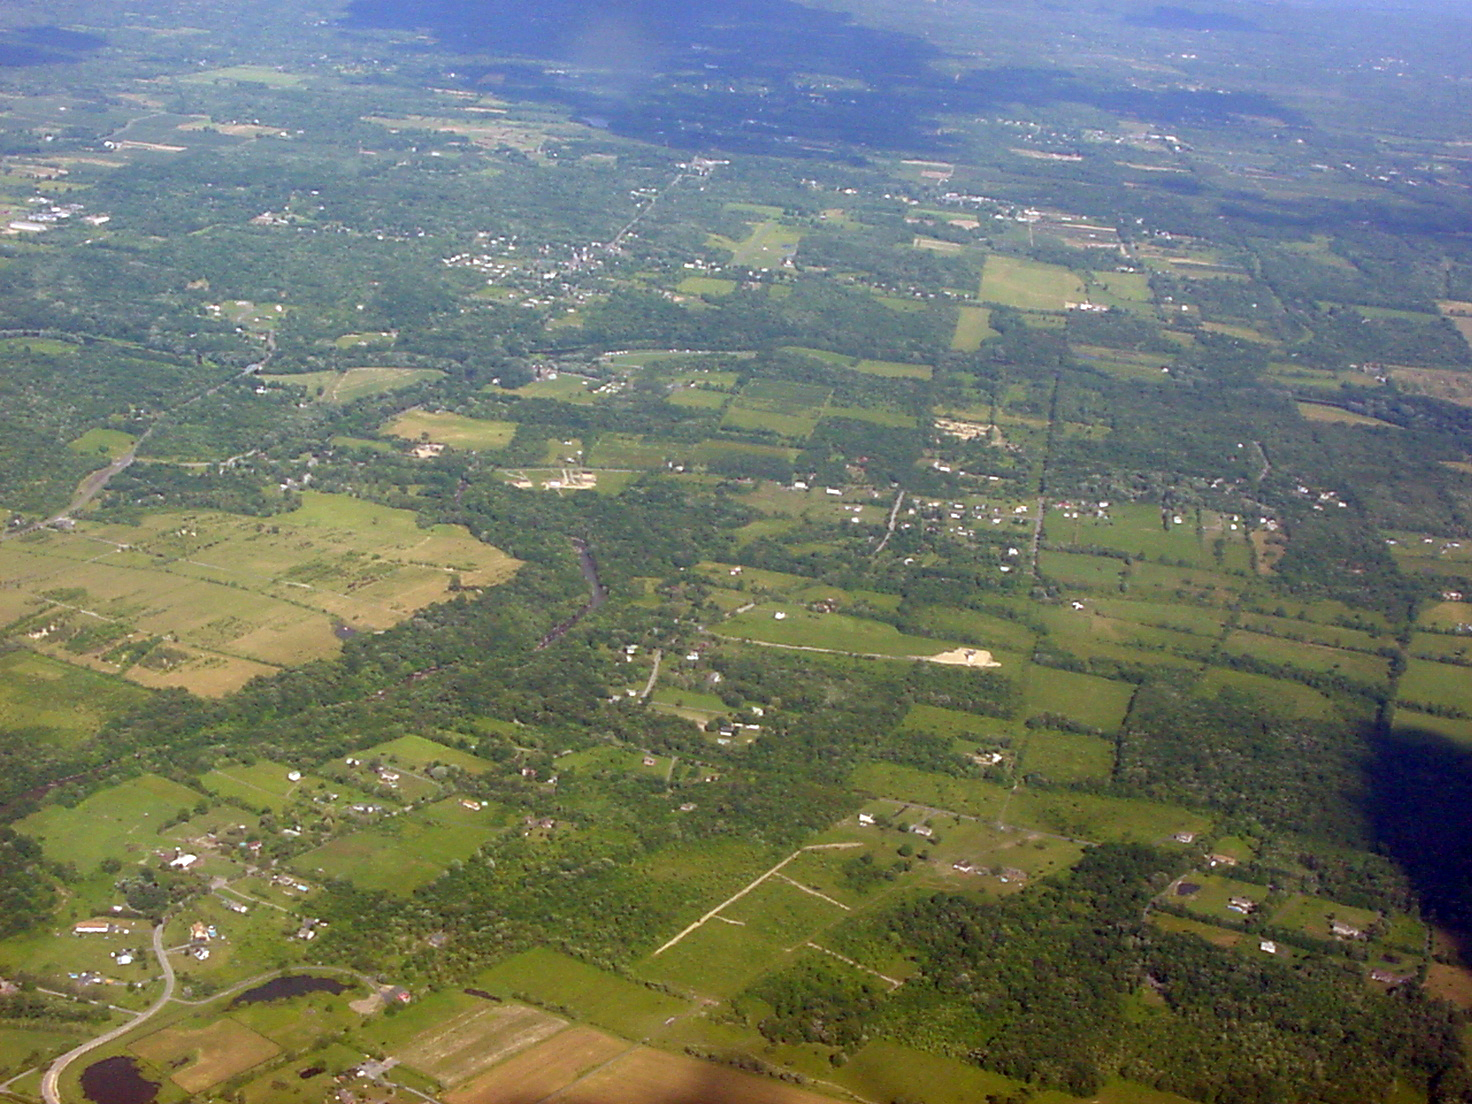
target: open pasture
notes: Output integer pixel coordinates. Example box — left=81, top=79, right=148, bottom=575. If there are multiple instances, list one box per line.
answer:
left=853, top=358, right=932, bottom=380
left=1418, top=600, right=1472, bottom=632
left=131, top=1018, right=280, bottom=1093
left=200, top=760, right=317, bottom=811
left=68, top=427, right=136, bottom=460
left=1037, top=549, right=1127, bottom=589
left=1, top=494, right=516, bottom=693
left=382, top=409, right=516, bottom=449
left=16, top=772, right=204, bottom=869
left=899, top=703, right=999, bottom=738
left=392, top=1000, right=565, bottom=1086
left=262, top=367, right=443, bottom=404
left=639, top=917, right=788, bottom=999
left=1392, top=709, right=1472, bottom=748
left=0, top=650, right=146, bottom=748
left=722, top=379, right=830, bottom=439
left=1221, top=630, right=1388, bottom=684
left=291, top=798, right=499, bottom=893
left=720, top=875, right=850, bottom=945
left=1296, top=401, right=1397, bottom=427
left=1270, top=893, right=1380, bottom=942
left=1072, top=344, right=1174, bottom=381
left=849, top=762, right=1011, bottom=820
left=708, top=219, right=802, bottom=268
left=442, top=1026, right=628, bottom=1104
left=586, top=433, right=672, bottom=469
left=677, top=275, right=737, bottom=296
left=1398, top=658, right=1472, bottom=712
left=980, top=255, right=1083, bottom=312
left=951, top=305, right=996, bottom=351
left=1009, top=787, right=1207, bottom=844
left=1023, top=665, right=1135, bottom=730
left=1022, top=728, right=1115, bottom=783
left=472, top=948, right=690, bottom=1038
left=362, top=733, right=493, bottom=774
left=721, top=604, right=969, bottom=659
left=490, top=375, right=596, bottom=403
left=1196, top=668, right=1339, bottom=719
left=182, top=65, right=307, bottom=86
left=1092, top=598, right=1227, bottom=637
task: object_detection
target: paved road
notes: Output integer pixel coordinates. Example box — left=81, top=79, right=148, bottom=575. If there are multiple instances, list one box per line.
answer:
left=41, top=923, right=175, bottom=1104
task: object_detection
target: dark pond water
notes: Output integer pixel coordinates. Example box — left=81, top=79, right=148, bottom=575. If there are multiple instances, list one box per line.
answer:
left=80, top=1056, right=159, bottom=1104
left=230, top=974, right=352, bottom=1006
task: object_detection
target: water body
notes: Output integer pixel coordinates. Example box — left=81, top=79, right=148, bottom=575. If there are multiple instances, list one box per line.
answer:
left=230, top=974, right=352, bottom=1006
left=79, top=1057, right=158, bottom=1104
left=342, top=0, right=1298, bottom=153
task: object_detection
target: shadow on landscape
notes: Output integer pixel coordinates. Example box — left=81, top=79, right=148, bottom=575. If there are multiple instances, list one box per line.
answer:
left=1367, top=723, right=1472, bottom=957
left=0, top=26, right=106, bottom=68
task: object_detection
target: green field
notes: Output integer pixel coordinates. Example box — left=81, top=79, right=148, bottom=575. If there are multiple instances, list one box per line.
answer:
left=677, top=275, right=737, bottom=296
left=0, top=650, right=147, bottom=747
left=721, top=604, right=968, bottom=659
left=182, top=65, right=307, bottom=87
left=291, top=798, right=500, bottom=892
left=853, top=359, right=932, bottom=380
left=1023, top=665, right=1135, bottom=730
left=17, top=773, right=207, bottom=870
left=709, top=220, right=803, bottom=268
left=262, top=367, right=443, bottom=404
left=67, top=427, right=136, bottom=459
left=849, top=762, right=1011, bottom=820
left=951, top=306, right=997, bottom=351
left=0, top=493, right=516, bottom=695
left=200, top=760, right=318, bottom=812
left=980, top=255, right=1083, bottom=311
left=382, top=409, right=517, bottom=449
left=473, top=948, right=691, bottom=1037
left=1398, top=658, right=1472, bottom=712
left=1009, top=788, right=1207, bottom=843
left=1022, top=728, right=1116, bottom=782
left=361, top=733, right=493, bottom=774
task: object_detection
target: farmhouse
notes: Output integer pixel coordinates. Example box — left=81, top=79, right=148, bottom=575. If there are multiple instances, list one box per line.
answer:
left=1227, top=896, right=1257, bottom=915
left=1259, top=940, right=1278, bottom=954
left=857, top=813, right=876, bottom=826
left=1331, top=920, right=1366, bottom=940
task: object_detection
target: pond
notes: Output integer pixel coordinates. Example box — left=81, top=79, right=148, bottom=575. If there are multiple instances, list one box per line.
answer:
left=80, top=1057, right=158, bottom=1104
left=230, top=974, right=352, bottom=1006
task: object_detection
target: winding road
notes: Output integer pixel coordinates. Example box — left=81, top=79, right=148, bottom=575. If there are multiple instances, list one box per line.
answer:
left=40, top=923, right=174, bottom=1104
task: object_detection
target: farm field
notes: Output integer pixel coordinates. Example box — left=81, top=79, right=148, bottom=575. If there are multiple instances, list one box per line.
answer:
left=68, top=427, right=136, bottom=460
left=391, top=1000, right=565, bottom=1086
left=720, top=603, right=972, bottom=659
left=291, top=797, right=501, bottom=892
left=261, top=367, right=443, bottom=403
left=15, top=772, right=205, bottom=870
left=0, top=649, right=147, bottom=746
left=0, top=493, right=517, bottom=693
left=381, top=409, right=517, bottom=449
left=709, top=219, right=803, bottom=267
left=951, top=305, right=996, bottom=351
left=361, top=733, right=494, bottom=774
left=472, top=948, right=691, bottom=1038
left=441, top=1026, right=629, bottom=1104
left=130, top=1018, right=280, bottom=1093
left=979, top=255, right=1083, bottom=311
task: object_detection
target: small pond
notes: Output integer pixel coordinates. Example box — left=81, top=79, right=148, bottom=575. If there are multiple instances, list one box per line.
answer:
left=230, top=974, right=352, bottom=1006
left=80, top=1056, right=159, bottom=1104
